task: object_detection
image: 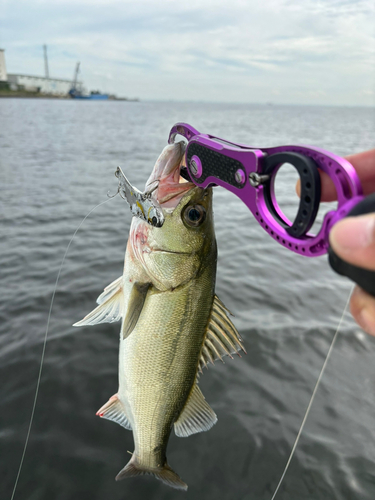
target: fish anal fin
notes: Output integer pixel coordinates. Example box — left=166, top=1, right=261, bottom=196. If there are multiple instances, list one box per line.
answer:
left=97, top=393, right=132, bottom=431
left=174, top=384, right=217, bottom=438
left=73, top=277, right=124, bottom=327
left=199, top=295, right=246, bottom=368
left=122, top=282, right=150, bottom=339
left=116, top=456, right=188, bottom=491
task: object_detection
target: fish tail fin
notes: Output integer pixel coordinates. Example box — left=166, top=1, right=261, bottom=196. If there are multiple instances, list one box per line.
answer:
left=115, top=456, right=188, bottom=491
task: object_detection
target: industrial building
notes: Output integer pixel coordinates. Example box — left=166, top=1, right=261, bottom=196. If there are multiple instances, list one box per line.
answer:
left=0, top=47, right=79, bottom=96
left=7, top=73, right=73, bottom=95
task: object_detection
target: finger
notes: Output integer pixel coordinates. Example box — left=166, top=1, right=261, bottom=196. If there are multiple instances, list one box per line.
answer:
left=296, top=148, right=375, bottom=202
left=329, top=214, right=375, bottom=271
left=296, top=170, right=337, bottom=202
left=345, top=149, right=375, bottom=196
left=350, top=286, right=375, bottom=336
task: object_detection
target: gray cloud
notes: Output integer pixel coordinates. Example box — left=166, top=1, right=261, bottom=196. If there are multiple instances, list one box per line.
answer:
left=1, top=0, right=374, bottom=105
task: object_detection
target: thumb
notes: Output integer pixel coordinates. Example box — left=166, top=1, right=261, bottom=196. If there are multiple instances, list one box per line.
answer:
left=329, top=214, right=375, bottom=271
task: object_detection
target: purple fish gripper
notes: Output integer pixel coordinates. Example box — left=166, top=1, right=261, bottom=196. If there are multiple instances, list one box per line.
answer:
left=169, top=123, right=363, bottom=257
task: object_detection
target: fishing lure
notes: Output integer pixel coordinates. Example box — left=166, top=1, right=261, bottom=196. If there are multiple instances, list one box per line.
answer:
left=114, top=167, right=164, bottom=227
left=163, top=122, right=375, bottom=297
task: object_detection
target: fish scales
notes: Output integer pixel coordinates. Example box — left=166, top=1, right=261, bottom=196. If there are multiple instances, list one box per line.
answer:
left=121, top=270, right=214, bottom=469
left=119, top=190, right=216, bottom=475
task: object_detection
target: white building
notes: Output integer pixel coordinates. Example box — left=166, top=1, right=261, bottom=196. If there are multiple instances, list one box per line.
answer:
left=0, top=49, right=7, bottom=81
left=7, top=73, right=74, bottom=95
left=1, top=48, right=80, bottom=96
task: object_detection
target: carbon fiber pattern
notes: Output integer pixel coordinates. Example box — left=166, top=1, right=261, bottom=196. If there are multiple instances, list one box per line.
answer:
left=186, top=143, right=246, bottom=189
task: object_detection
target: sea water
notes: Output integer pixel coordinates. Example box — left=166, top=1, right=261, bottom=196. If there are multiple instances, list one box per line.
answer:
left=1, top=99, right=375, bottom=500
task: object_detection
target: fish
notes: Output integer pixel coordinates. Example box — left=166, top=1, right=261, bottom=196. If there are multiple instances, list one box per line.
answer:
left=73, top=142, right=245, bottom=490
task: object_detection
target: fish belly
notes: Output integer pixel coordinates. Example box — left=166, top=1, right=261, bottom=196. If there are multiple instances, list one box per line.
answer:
left=119, top=268, right=214, bottom=469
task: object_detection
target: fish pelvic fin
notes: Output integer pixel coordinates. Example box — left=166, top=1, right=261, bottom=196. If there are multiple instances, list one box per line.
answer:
left=116, top=456, right=188, bottom=491
left=198, top=294, right=246, bottom=371
left=174, top=383, right=217, bottom=438
left=73, top=276, right=124, bottom=327
left=96, top=394, right=132, bottom=431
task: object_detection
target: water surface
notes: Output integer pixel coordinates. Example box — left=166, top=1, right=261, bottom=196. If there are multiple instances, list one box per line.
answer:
left=1, top=99, right=375, bottom=500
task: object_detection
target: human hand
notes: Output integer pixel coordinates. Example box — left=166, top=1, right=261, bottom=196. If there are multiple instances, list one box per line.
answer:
left=329, top=148, right=375, bottom=335
left=297, top=149, right=375, bottom=335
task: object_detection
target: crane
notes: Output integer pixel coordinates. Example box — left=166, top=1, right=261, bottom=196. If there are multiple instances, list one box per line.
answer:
left=70, top=62, right=80, bottom=94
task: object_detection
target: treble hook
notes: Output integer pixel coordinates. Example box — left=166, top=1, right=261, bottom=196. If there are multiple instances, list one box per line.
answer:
left=107, top=166, right=122, bottom=198
left=143, top=180, right=160, bottom=200
left=107, top=188, right=119, bottom=199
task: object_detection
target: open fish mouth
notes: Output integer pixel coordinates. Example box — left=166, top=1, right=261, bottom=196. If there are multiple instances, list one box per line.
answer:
left=145, top=142, right=196, bottom=210
left=152, top=249, right=191, bottom=255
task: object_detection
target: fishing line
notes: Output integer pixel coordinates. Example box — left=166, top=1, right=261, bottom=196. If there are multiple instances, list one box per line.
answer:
left=269, top=287, right=354, bottom=500
left=10, top=196, right=115, bottom=500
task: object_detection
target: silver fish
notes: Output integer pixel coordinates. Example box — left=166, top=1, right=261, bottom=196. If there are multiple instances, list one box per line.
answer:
left=74, top=142, right=245, bottom=490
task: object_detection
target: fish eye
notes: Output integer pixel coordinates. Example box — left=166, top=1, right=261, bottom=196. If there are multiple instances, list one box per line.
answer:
left=183, top=204, right=206, bottom=227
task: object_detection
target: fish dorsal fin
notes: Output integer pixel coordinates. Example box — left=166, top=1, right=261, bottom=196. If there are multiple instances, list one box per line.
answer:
left=73, top=276, right=124, bottom=327
left=121, top=282, right=150, bottom=339
left=174, top=384, right=217, bottom=438
left=198, top=295, right=246, bottom=372
left=96, top=394, right=132, bottom=431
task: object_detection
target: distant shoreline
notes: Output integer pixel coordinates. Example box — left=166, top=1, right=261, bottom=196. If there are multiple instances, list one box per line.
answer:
left=0, top=90, right=138, bottom=101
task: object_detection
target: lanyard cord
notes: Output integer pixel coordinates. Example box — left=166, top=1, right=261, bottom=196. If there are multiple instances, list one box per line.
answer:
left=10, top=196, right=115, bottom=500
left=270, top=287, right=353, bottom=500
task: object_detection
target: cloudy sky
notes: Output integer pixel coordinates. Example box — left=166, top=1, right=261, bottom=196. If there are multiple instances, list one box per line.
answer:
left=1, top=0, right=374, bottom=105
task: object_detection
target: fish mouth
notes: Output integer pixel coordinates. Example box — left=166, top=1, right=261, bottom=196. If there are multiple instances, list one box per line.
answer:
left=179, top=165, right=192, bottom=183
left=152, top=249, right=191, bottom=255
left=145, top=142, right=196, bottom=210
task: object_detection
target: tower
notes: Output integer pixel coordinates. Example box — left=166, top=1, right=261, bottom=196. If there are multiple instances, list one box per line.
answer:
left=0, top=49, right=7, bottom=81
left=43, top=44, right=49, bottom=79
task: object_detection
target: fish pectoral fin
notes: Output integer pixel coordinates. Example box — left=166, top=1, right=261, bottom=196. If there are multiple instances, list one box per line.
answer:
left=73, top=276, right=124, bottom=327
left=121, top=282, right=150, bottom=339
left=174, top=384, right=217, bottom=438
left=198, top=295, right=246, bottom=371
left=96, top=276, right=123, bottom=305
left=96, top=394, right=132, bottom=430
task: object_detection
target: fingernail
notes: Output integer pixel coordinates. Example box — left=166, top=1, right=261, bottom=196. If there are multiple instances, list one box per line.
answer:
left=330, top=215, right=375, bottom=250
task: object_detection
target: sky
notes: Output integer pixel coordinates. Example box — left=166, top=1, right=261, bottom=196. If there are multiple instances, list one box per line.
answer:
left=0, top=0, right=374, bottom=106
